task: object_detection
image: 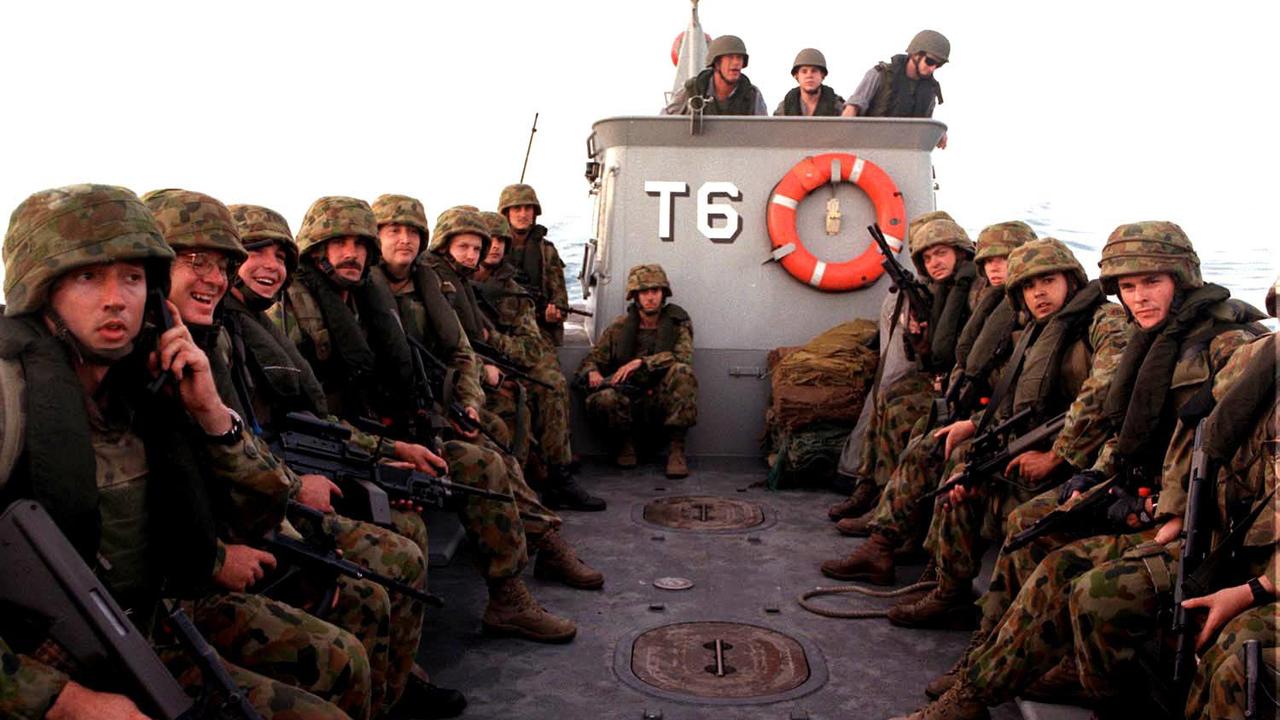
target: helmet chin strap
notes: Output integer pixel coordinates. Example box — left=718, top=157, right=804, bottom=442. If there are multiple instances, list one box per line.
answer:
left=232, top=276, right=279, bottom=312
left=44, top=307, right=134, bottom=366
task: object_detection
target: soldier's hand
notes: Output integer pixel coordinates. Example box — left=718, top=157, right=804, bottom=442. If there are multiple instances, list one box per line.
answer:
left=545, top=304, right=564, bottom=323
left=1004, top=449, right=1062, bottom=484
left=216, top=544, right=277, bottom=592
left=611, top=359, right=643, bottom=385
left=1155, top=516, right=1183, bottom=545
left=151, top=301, right=233, bottom=434
left=483, top=363, right=502, bottom=388
left=587, top=370, right=604, bottom=389
left=453, top=406, right=481, bottom=440
left=395, top=441, right=448, bottom=477
left=934, top=419, right=976, bottom=460
left=48, top=681, right=152, bottom=720
left=936, top=132, right=948, bottom=150
left=298, top=474, right=342, bottom=513
left=1182, top=583, right=1255, bottom=650
left=947, top=480, right=978, bottom=506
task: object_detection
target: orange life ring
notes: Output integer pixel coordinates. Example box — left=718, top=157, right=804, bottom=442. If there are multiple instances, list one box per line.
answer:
left=766, top=153, right=906, bottom=292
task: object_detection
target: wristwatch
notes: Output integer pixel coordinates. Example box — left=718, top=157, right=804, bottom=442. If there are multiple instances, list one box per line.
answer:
left=1247, top=577, right=1274, bottom=607
left=206, top=409, right=244, bottom=446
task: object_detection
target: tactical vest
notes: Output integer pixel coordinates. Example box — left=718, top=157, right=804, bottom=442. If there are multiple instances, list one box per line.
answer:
left=682, top=68, right=761, bottom=116
left=780, top=85, right=843, bottom=117
left=923, top=261, right=977, bottom=374
left=866, top=54, right=942, bottom=118
left=425, top=253, right=490, bottom=345
left=1010, top=282, right=1112, bottom=420
left=475, top=264, right=531, bottom=332
left=611, top=303, right=691, bottom=374
left=223, top=293, right=330, bottom=427
left=507, top=224, right=549, bottom=295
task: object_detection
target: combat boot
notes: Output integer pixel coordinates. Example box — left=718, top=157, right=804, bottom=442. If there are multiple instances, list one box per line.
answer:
left=542, top=464, right=606, bottom=512
left=390, top=671, right=466, bottom=719
left=925, top=628, right=988, bottom=699
left=887, top=579, right=977, bottom=630
left=893, top=535, right=929, bottom=565
left=826, top=479, right=877, bottom=520
left=616, top=435, right=638, bottom=468
left=819, top=532, right=896, bottom=585
left=482, top=577, right=577, bottom=643
left=891, top=683, right=990, bottom=720
left=1022, top=656, right=1090, bottom=705
left=835, top=510, right=874, bottom=537
left=533, top=529, right=604, bottom=590
left=665, top=435, right=689, bottom=478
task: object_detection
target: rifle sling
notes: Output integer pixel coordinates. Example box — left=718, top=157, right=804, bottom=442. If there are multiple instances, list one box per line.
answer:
left=977, top=323, right=1039, bottom=435
left=1184, top=489, right=1275, bottom=597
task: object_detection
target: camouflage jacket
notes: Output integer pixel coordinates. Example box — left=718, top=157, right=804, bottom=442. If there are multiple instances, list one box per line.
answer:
left=579, top=303, right=694, bottom=378
left=1046, top=302, right=1132, bottom=470
left=506, top=224, right=568, bottom=346
left=475, top=263, right=555, bottom=369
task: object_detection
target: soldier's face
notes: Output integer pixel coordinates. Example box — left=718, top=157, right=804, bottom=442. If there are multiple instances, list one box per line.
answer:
left=715, top=55, right=744, bottom=83
left=1021, top=272, right=1070, bottom=320
left=483, top=237, right=507, bottom=268
left=238, top=245, right=287, bottom=300
left=1117, top=272, right=1177, bottom=329
left=922, top=245, right=957, bottom=281
left=448, top=233, right=484, bottom=270
left=169, top=250, right=229, bottom=326
left=795, top=66, right=824, bottom=93
left=378, top=223, right=421, bottom=269
left=637, top=287, right=664, bottom=315
left=914, top=53, right=942, bottom=78
left=507, top=205, right=537, bottom=232
left=324, top=236, right=368, bottom=282
left=48, top=261, right=146, bottom=353
left=982, top=257, right=1008, bottom=286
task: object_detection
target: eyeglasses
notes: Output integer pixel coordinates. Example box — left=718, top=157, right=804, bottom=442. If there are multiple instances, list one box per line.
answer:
left=178, top=252, right=229, bottom=279
left=922, top=55, right=944, bottom=68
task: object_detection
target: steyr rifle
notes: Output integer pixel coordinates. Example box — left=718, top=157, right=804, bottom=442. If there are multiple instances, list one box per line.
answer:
left=406, top=335, right=513, bottom=454
left=920, top=409, right=1066, bottom=505
left=868, top=223, right=932, bottom=324
left=1170, top=418, right=1216, bottom=685
left=471, top=339, right=556, bottom=391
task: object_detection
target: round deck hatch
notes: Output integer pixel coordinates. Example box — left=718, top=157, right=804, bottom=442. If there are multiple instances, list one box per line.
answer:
left=638, top=495, right=771, bottom=532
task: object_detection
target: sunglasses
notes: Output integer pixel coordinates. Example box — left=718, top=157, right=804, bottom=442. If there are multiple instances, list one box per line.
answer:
left=178, top=252, right=229, bottom=279
left=922, top=55, right=944, bottom=68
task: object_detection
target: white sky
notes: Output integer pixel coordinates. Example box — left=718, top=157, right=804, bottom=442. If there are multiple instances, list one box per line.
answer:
left=1, top=0, right=1276, bottom=293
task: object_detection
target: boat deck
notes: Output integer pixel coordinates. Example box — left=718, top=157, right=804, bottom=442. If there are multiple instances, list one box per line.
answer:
left=417, top=457, right=1084, bottom=719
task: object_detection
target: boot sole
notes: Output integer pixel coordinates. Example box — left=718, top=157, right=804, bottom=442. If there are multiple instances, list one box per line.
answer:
left=533, top=563, right=605, bottom=590
left=887, top=606, right=977, bottom=631
left=481, top=620, right=577, bottom=643
left=819, top=566, right=895, bottom=585
left=665, top=470, right=689, bottom=479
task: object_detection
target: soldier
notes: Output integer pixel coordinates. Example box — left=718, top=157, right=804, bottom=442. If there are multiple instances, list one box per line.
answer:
left=0, top=184, right=349, bottom=719
left=664, top=34, right=768, bottom=116
left=820, top=222, right=1036, bottom=584
left=576, top=264, right=697, bottom=478
left=841, top=29, right=950, bottom=148
left=497, top=184, right=570, bottom=346
left=773, top=48, right=845, bottom=116
left=473, top=211, right=598, bottom=511
left=277, top=197, right=601, bottom=644
left=900, top=222, right=1266, bottom=719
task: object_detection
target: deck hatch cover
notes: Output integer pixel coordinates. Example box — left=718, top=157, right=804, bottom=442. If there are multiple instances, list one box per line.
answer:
left=629, top=622, right=810, bottom=700
left=641, top=495, right=765, bottom=531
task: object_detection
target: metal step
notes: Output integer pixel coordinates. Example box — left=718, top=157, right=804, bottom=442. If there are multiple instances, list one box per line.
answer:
left=1017, top=698, right=1092, bottom=720
left=425, top=509, right=466, bottom=567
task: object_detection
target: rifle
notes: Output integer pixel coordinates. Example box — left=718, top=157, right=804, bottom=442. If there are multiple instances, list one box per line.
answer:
left=920, top=408, right=1064, bottom=504
left=525, top=288, right=593, bottom=318
left=1170, top=418, right=1216, bottom=685
left=1002, top=477, right=1117, bottom=553
left=471, top=339, right=557, bottom=391
left=269, top=412, right=516, bottom=528
left=868, top=223, right=932, bottom=324
left=0, top=500, right=257, bottom=720
left=406, top=335, right=514, bottom=454
left=572, top=373, right=645, bottom=397
left=257, top=503, right=442, bottom=608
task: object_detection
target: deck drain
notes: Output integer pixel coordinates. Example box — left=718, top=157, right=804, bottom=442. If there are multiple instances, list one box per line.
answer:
left=636, top=495, right=773, bottom=533
left=617, top=621, right=826, bottom=704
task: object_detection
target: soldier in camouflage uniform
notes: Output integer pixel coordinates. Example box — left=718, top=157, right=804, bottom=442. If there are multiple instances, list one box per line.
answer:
left=1187, top=602, right=1277, bottom=720
left=0, top=184, right=349, bottom=720
left=576, top=264, right=698, bottom=479
left=897, top=223, right=1266, bottom=720
left=472, top=211, right=604, bottom=511
left=276, top=197, right=601, bottom=644
left=497, top=184, right=570, bottom=346
left=820, top=221, right=1036, bottom=583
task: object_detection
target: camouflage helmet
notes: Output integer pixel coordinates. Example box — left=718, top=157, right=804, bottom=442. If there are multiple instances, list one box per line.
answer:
left=228, top=203, right=299, bottom=276
left=4, top=184, right=174, bottom=316
left=479, top=211, right=513, bottom=248
left=371, top=193, right=430, bottom=243
left=907, top=210, right=955, bottom=248
left=295, top=196, right=381, bottom=264
left=626, top=264, right=672, bottom=300
left=497, top=184, right=541, bottom=216
left=706, top=35, right=749, bottom=68
left=1003, top=238, right=1088, bottom=313
left=791, top=48, right=828, bottom=76
left=427, top=206, right=491, bottom=260
left=974, top=221, right=1037, bottom=265
left=1098, top=221, right=1201, bottom=294
left=141, top=189, right=248, bottom=270
left=907, top=30, right=950, bottom=63
left=910, top=218, right=974, bottom=275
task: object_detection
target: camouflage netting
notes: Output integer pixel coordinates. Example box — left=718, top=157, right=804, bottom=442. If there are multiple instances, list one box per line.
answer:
left=765, top=319, right=879, bottom=487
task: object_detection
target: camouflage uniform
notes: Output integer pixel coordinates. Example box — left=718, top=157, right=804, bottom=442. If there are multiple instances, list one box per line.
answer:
left=497, top=184, right=569, bottom=347
left=1186, top=603, right=1277, bottom=720
left=0, top=184, right=349, bottom=720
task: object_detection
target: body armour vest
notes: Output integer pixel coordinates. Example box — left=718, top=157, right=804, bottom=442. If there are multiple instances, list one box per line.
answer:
left=1011, top=282, right=1112, bottom=420
left=613, top=303, right=691, bottom=373
left=683, top=68, right=761, bottom=116
left=867, top=54, right=942, bottom=118
left=780, top=85, right=843, bottom=117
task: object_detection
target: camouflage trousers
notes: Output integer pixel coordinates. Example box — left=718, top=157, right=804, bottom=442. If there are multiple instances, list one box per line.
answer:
left=441, top=437, right=560, bottom=579
left=867, top=425, right=950, bottom=541
left=188, top=591, right=372, bottom=719
left=526, top=355, right=574, bottom=466
left=962, top=529, right=1154, bottom=704
left=158, top=641, right=353, bottom=720
left=926, top=480, right=1062, bottom=591
left=330, top=512, right=427, bottom=715
left=1186, top=603, right=1277, bottom=720
left=487, top=380, right=534, bottom=465
left=1068, top=540, right=1273, bottom=699
left=585, top=362, right=698, bottom=433
left=854, top=371, right=932, bottom=489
